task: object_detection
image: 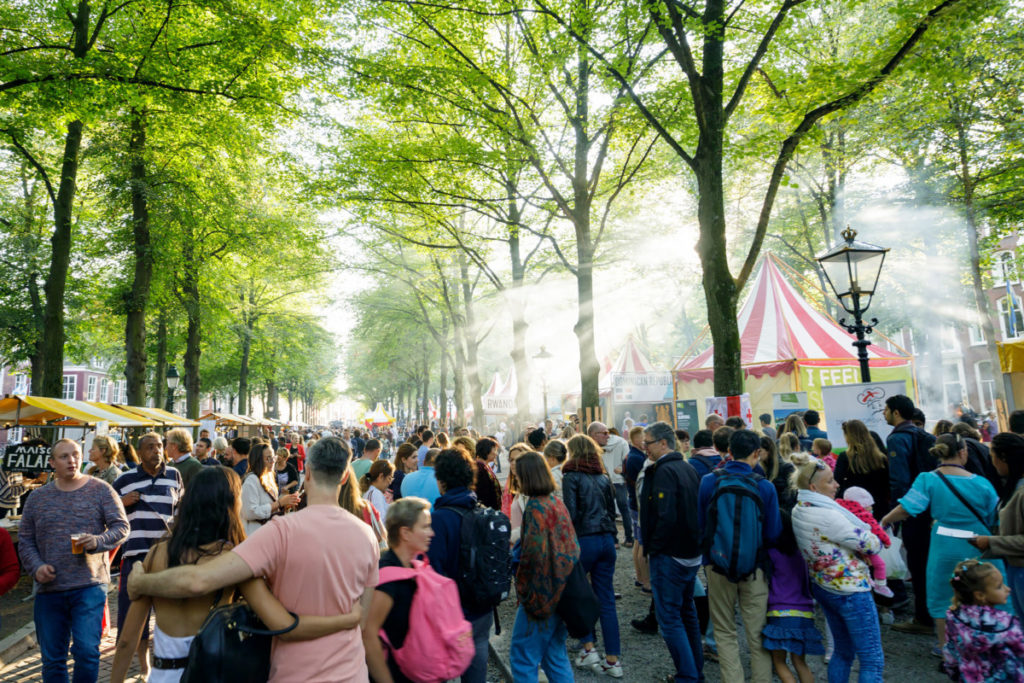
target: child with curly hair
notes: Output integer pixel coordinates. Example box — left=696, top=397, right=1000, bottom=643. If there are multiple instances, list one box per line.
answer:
left=943, top=560, right=1024, bottom=682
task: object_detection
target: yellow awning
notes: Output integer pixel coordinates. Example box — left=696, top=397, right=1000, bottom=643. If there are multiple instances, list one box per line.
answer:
left=0, top=396, right=155, bottom=427
left=115, top=405, right=200, bottom=427
left=998, top=341, right=1024, bottom=374
left=198, top=412, right=260, bottom=426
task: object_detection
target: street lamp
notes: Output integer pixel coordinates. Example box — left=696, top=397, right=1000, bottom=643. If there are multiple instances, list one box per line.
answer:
left=166, top=365, right=180, bottom=412
left=445, top=388, right=454, bottom=428
left=532, top=346, right=553, bottom=421
left=816, top=226, right=889, bottom=382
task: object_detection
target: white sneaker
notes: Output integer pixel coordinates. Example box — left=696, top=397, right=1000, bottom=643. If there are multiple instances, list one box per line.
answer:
left=594, top=659, right=623, bottom=678
left=575, top=648, right=600, bottom=668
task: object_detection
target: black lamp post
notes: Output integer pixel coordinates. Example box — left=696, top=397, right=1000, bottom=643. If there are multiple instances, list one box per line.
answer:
left=165, top=365, right=180, bottom=412
left=532, top=346, right=553, bottom=420
left=816, top=227, right=889, bottom=383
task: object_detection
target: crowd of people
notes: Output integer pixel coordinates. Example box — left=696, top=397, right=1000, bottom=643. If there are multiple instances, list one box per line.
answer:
left=7, top=398, right=1024, bottom=682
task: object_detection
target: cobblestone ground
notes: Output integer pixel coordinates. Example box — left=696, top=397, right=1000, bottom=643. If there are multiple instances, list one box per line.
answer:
left=1, top=520, right=951, bottom=683
left=0, top=585, right=144, bottom=682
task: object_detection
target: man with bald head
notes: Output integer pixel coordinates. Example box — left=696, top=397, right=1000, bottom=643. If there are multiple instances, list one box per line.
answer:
left=588, top=421, right=633, bottom=547
left=19, top=439, right=129, bottom=682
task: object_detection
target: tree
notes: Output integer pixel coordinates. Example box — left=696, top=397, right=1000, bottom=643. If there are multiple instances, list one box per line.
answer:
left=533, top=0, right=977, bottom=395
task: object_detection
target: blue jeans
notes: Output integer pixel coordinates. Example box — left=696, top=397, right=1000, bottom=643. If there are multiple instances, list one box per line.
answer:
left=812, top=585, right=884, bottom=683
left=579, top=533, right=620, bottom=656
left=650, top=554, right=703, bottom=683
left=35, top=584, right=107, bottom=683
left=1008, top=565, right=1024, bottom=618
left=509, top=606, right=574, bottom=683
left=462, top=610, right=492, bottom=683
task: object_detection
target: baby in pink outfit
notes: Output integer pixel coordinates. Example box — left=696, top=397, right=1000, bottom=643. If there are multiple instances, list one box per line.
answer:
left=836, top=486, right=893, bottom=598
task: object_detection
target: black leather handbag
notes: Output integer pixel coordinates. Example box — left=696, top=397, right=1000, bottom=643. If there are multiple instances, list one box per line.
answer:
left=555, top=561, right=601, bottom=639
left=180, top=598, right=298, bottom=683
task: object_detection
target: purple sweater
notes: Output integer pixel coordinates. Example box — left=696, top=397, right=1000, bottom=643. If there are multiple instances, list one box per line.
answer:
left=767, top=547, right=814, bottom=614
left=19, top=477, right=129, bottom=592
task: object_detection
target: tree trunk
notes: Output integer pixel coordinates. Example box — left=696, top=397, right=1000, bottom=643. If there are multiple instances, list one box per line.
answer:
left=152, top=313, right=167, bottom=409
left=956, top=118, right=1005, bottom=404
left=27, top=273, right=44, bottom=396
left=507, top=197, right=531, bottom=425
left=266, top=379, right=279, bottom=419
left=439, top=324, right=448, bottom=428
left=238, top=314, right=254, bottom=415
left=571, top=47, right=600, bottom=413
left=124, top=110, right=152, bottom=406
left=39, top=3, right=92, bottom=397
left=460, top=255, right=485, bottom=425
left=420, top=344, right=429, bottom=426
left=181, top=248, right=202, bottom=418
left=40, top=119, right=84, bottom=397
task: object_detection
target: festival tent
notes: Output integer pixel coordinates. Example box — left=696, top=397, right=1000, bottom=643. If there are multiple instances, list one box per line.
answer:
left=484, top=368, right=517, bottom=417
left=364, top=403, right=396, bottom=427
left=673, top=255, right=914, bottom=415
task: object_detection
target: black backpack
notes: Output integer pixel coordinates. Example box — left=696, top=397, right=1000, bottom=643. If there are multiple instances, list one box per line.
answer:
left=452, top=505, right=512, bottom=613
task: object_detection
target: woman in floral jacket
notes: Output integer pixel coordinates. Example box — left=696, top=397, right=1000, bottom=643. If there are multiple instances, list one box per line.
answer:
left=791, top=458, right=884, bottom=682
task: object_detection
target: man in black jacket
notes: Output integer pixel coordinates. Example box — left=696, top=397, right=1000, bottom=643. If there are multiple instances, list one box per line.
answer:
left=640, top=421, right=703, bottom=682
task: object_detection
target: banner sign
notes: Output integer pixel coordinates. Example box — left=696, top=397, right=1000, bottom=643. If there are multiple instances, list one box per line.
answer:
left=821, top=381, right=906, bottom=449
left=675, top=399, right=698, bottom=432
left=4, top=442, right=53, bottom=474
left=798, top=364, right=913, bottom=410
left=772, top=392, right=809, bottom=424
left=483, top=396, right=515, bottom=415
left=705, top=394, right=753, bottom=428
left=612, top=372, right=673, bottom=404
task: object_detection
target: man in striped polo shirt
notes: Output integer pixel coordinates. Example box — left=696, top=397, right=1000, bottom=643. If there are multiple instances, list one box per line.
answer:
left=112, top=432, right=182, bottom=677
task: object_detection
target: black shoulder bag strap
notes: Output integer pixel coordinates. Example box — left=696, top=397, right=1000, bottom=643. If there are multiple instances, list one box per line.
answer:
left=936, top=472, right=991, bottom=534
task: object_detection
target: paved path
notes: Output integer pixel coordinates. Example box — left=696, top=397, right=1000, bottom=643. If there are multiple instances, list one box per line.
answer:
left=0, top=587, right=145, bottom=683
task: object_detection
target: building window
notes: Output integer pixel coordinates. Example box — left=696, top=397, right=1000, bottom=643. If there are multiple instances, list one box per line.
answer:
left=62, top=375, right=77, bottom=400
left=100, top=378, right=109, bottom=403
left=87, top=376, right=97, bottom=401
left=13, top=373, right=28, bottom=395
left=941, top=325, right=960, bottom=352
left=943, top=361, right=965, bottom=411
left=968, top=324, right=985, bottom=346
left=976, top=361, right=997, bottom=413
left=116, top=380, right=126, bottom=403
left=1001, top=252, right=1017, bottom=284
left=999, top=296, right=1024, bottom=339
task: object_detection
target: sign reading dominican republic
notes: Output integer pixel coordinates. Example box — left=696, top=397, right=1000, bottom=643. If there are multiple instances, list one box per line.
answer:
left=612, top=372, right=673, bottom=403
left=4, top=443, right=53, bottom=474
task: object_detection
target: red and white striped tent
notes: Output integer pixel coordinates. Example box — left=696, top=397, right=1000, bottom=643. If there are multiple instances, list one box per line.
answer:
left=673, top=255, right=914, bottom=413
left=483, top=370, right=516, bottom=416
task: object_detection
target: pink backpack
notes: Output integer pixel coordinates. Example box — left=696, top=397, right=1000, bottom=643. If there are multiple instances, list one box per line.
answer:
left=378, top=557, right=475, bottom=683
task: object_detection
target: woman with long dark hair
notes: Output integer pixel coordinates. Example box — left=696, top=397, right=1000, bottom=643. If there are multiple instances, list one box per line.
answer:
left=241, top=442, right=300, bottom=536
left=970, top=431, right=1024, bottom=617
left=834, top=419, right=890, bottom=519
left=110, top=467, right=362, bottom=683
left=562, top=434, right=621, bottom=676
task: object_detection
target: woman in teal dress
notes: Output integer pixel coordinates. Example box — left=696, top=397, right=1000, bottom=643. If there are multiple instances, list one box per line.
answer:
left=881, top=432, right=1004, bottom=652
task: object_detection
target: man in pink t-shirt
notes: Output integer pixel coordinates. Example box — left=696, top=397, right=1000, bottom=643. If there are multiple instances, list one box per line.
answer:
left=129, top=437, right=379, bottom=682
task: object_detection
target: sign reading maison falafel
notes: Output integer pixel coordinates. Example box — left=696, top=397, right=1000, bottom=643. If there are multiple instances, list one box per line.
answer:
left=4, top=443, right=53, bottom=474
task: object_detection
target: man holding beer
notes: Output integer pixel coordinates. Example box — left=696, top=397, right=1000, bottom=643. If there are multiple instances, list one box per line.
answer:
left=19, top=438, right=129, bottom=683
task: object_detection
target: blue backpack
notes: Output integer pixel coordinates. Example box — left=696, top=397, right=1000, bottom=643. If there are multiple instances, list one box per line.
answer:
left=704, top=469, right=766, bottom=582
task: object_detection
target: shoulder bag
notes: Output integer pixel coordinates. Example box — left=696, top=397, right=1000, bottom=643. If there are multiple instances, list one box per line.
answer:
left=936, top=471, right=993, bottom=534
left=180, top=589, right=298, bottom=683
